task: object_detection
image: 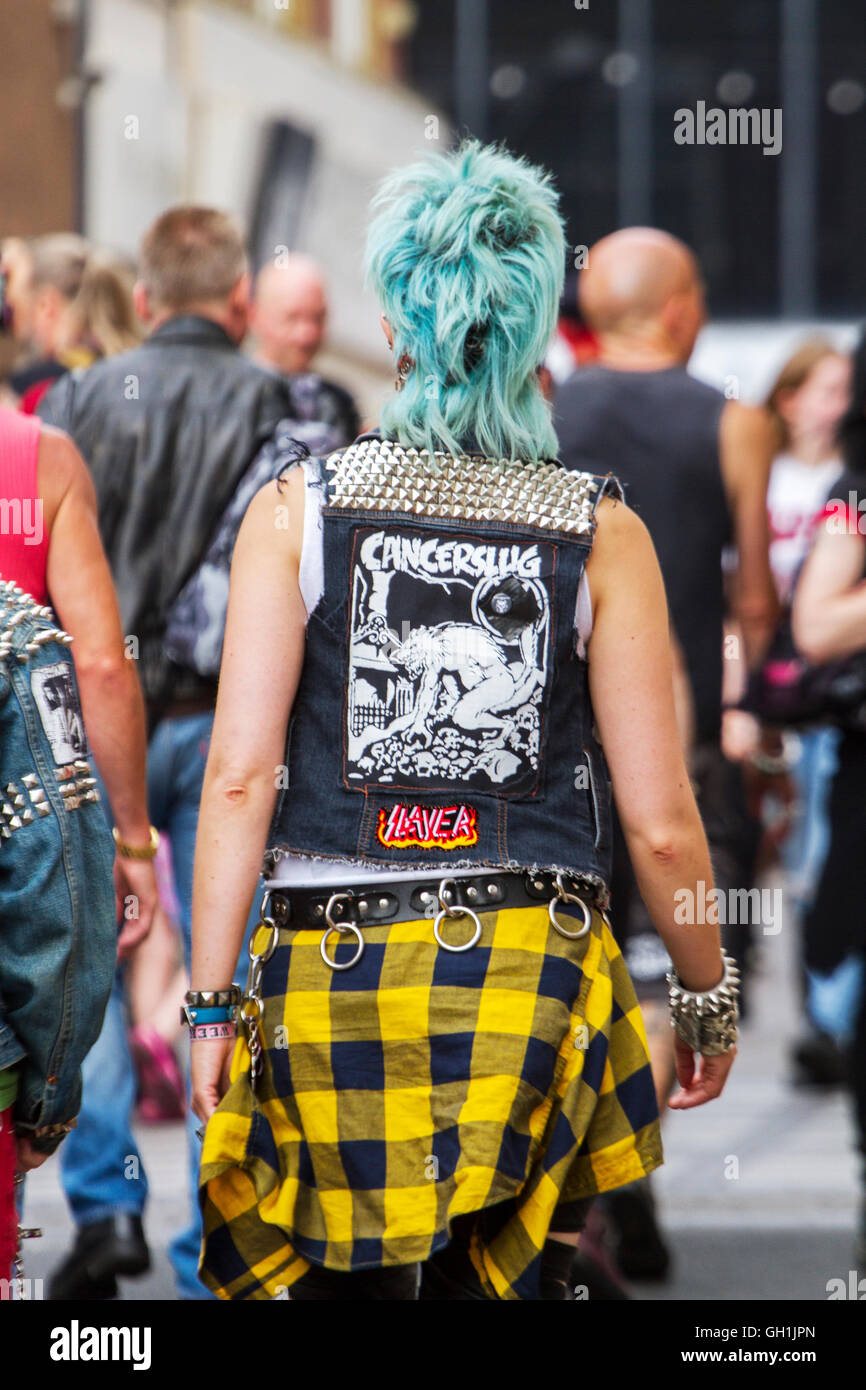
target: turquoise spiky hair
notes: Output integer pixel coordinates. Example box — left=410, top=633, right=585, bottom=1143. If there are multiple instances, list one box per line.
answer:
left=364, top=139, right=566, bottom=463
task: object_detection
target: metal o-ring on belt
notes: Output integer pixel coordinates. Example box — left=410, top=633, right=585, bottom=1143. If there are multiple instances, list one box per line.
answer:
left=547, top=872, right=593, bottom=940
left=432, top=877, right=482, bottom=953
left=320, top=892, right=366, bottom=971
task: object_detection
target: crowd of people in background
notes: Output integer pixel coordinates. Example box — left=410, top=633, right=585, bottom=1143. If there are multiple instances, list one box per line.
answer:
left=1, top=195, right=865, bottom=1299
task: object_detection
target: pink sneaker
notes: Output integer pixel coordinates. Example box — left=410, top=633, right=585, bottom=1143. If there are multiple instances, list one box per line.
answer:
left=129, top=1025, right=186, bottom=1123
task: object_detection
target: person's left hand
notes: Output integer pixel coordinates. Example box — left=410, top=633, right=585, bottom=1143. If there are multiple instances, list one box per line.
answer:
left=668, top=1037, right=737, bottom=1109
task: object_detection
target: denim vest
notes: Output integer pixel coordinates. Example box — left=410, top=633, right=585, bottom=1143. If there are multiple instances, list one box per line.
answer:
left=265, top=438, right=622, bottom=903
left=0, top=580, right=115, bottom=1150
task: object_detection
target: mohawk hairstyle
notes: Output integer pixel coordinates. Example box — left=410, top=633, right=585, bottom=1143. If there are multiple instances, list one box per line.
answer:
left=365, top=140, right=566, bottom=463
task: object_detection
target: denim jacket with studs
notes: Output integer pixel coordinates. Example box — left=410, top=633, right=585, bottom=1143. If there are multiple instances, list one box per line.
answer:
left=0, top=580, right=115, bottom=1152
left=265, top=435, right=622, bottom=905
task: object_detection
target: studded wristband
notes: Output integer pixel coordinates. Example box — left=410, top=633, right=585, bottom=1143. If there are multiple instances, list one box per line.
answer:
left=184, top=986, right=242, bottom=1009
left=666, top=951, right=740, bottom=1056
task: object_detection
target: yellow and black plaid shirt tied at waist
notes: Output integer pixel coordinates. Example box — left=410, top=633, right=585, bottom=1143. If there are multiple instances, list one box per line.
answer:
left=197, top=899, right=663, bottom=1300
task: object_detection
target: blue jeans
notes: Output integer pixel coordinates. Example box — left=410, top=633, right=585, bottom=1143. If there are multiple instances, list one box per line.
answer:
left=60, top=711, right=260, bottom=1299
left=781, top=727, right=840, bottom=915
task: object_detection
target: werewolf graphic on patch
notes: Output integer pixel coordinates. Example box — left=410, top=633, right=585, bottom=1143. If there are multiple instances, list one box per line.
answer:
left=344, top=526, right=555, bottom=794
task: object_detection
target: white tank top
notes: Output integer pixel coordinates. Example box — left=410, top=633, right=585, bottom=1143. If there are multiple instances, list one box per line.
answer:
left=268, top=459, right=594, bottom=888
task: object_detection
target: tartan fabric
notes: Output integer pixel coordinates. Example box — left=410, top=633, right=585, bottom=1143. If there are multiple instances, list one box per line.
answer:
left=198, top=901, right=663, bottom=1301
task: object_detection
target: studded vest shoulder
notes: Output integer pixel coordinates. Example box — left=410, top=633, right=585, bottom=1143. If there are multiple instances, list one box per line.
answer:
left=325, top=436, right=604, bottom=536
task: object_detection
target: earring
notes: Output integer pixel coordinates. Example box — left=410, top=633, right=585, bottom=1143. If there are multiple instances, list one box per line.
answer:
left=395, top=353, right=413, bottom=391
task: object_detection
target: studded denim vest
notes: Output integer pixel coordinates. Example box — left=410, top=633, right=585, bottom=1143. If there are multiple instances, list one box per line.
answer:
left=265, top=437, right=622, bottom=904
left=0, top=580, right=115, bottom=1147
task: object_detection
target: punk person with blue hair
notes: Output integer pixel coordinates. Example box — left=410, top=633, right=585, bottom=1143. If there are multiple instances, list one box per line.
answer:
left=188, top=141, right=737, bottom=1300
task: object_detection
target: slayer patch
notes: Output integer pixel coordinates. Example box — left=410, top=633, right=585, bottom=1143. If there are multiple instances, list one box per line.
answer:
left=376, top=802, right=478, bottom=850
left=344, top=525, right=555, bottom=795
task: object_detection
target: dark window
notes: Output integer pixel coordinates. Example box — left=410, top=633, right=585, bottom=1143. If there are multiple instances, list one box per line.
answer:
left=407, top=0, right=864, bottom=318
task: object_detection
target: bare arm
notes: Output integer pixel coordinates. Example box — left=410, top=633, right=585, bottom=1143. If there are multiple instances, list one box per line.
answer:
left=670, top=629, right=696, bottom=764
left=41, top=428, right=156, bottom=954
left=586, top=497, right=735, bottom=1107
left=190, top=473, right=308, bottom=996
left=586, top=497, right=722, bottom=991
left=190, top=473, right=308, bottom=1120
left=718, top=401, right=780, bottom=667
left=792, top=523, right=866, bottom=663
left=44, top=431, right=149, bottom=842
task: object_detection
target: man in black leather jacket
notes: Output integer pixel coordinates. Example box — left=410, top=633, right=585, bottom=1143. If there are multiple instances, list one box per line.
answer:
left=36, top=207, right=308, bottom=1302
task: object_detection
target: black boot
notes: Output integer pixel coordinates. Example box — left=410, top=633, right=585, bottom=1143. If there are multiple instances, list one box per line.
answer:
left=48, top=1215, right=150, bottom=1300
left=603, top=1177, right=671, bottom=1281
left=790, top=1028, right=847, bottom=1088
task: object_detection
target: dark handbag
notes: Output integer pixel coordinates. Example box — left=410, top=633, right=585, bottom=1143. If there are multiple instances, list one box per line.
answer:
left=739, top=604, right=866, bottom=731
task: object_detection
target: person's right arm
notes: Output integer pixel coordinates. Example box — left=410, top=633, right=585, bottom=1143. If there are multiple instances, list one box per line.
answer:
left=585, top=496, right=735, bottom=1108
left=718, top=400, right=780, bottom=667
left=792, top=522, right=866, bottom=663
left=41, top=427, right=156, bottom=956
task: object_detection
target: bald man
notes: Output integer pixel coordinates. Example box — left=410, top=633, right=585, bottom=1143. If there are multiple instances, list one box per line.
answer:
left=249, top=256, right=359, bottom=448
left=556, top=229, right=782, bottom=1280
left=559, top=226, right=778, bottom=761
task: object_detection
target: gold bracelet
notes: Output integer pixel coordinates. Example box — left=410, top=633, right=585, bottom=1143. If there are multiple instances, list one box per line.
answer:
left=112, top=825, right=160, bottom=860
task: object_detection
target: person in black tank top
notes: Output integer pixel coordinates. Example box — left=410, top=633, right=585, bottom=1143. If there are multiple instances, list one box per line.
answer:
left=555, top=228, right=781, bottom=1279
left=559, top=364, right=729, bottom=744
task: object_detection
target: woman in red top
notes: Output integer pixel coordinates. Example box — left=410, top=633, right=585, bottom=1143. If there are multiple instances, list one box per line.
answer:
left=0, top=407, right=156, bottom=1288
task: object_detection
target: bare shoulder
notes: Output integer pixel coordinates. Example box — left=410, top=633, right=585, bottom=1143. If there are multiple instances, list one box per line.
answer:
left=39, top=423, right=88, bottom=477
left=38, top=425, right=96, bottom=522
left=589, top=493, right=654, bottom=562
left=235, top=468, right=306, bottom=561
left=585, top=493, right=665, bottom=617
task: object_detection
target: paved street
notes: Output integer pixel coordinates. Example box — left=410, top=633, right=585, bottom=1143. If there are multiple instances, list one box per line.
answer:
left=17, top=873, right=862, bottom=1301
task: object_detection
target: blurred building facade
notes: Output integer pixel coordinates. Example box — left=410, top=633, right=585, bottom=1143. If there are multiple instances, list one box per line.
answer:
left=3, top=1, right=865, bottom=406
left=0, top=0, right=444, bottom=416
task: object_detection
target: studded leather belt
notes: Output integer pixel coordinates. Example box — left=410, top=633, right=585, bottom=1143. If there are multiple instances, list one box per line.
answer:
left=238, top=871, right=607, bottom=1082
left=255, top=870, right=605, bottom=972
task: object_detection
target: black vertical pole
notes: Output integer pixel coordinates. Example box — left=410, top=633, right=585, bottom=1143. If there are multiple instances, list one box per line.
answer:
left=779, top=0, right=817, bottom=316
left=617, top=0, right=654, bottom=227
left=454, top=0, right=489, bottom=141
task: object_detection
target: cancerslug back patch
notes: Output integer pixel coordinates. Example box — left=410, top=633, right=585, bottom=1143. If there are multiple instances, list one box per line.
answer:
left=344, top=525, right=556, bottom=796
